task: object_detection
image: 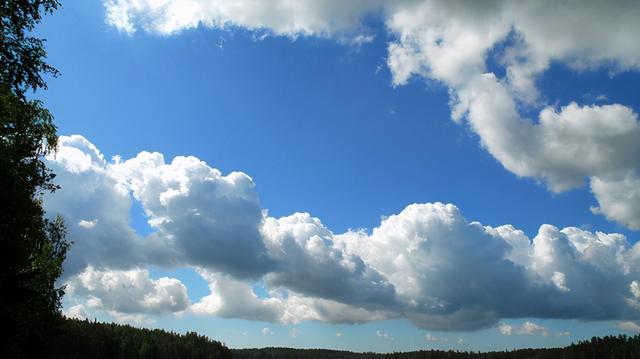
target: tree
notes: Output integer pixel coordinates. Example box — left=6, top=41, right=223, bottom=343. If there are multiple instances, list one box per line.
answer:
left=0, top=1, right=70, bottom=358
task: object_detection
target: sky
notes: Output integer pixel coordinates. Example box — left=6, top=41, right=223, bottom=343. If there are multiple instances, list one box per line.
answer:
left=34, top=0, right=640, bottom=353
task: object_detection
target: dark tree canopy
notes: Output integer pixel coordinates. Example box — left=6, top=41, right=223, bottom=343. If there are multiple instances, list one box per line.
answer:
left=0, top=1, right=69, bottom=358
left=49, top=318, right=233, bottom=359
left=1, top=0, right=60, bottom=95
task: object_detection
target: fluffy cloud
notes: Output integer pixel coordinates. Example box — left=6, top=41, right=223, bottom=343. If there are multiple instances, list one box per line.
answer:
left=103, top=0, right=380, bottom=36
left=262, top=213, right=397, bottom=309
left=102, top=0, right=640, bottom=230
left=44, top=135, right=145, bottom=278
left=66, top=267, right=189, bottom=314
left=499, top=321, right=549, bottom=336
left=456, top=75, right=640, bottom=229
left=384, top=1, right=640, bottom=229
left=47, top=136, right=640, bottom=331
left=190, top=270, right=282, bottom=322
left=190, top=269, right=393, bottom=324
left=111, top=151, right=273, bottom=278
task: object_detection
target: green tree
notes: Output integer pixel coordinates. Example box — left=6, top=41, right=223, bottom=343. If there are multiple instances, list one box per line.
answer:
left=0, top=0, right=70, bottom=358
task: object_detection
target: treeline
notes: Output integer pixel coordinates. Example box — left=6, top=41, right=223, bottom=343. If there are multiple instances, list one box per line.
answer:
left=47, top=318, right=232, bottom=359
left=233, top=334, right=640, bottom=359
left=42, top=318, right=640, bottom=359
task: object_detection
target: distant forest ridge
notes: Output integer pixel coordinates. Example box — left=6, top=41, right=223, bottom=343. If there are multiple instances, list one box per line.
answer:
left=50, top=318, right=639, bottom=359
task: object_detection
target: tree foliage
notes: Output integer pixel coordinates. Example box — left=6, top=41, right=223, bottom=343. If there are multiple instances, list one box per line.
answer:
left=0, top=0, right=70, bottom=358
left=49, top=318, right=233, bottom=359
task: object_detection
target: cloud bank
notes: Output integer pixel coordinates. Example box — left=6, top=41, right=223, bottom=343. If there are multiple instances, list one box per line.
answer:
left=102, top=0, right=640, bottom=230
left=47, top=136, right=640, bottom=331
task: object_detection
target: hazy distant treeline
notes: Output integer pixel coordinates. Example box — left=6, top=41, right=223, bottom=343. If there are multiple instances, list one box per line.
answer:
left=47, top=318, right=639, bottom=359
left=233, top=335, right=640, bottom=359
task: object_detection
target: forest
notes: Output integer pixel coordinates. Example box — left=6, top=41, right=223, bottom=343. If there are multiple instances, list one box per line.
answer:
left=46, top=318, right=640, bottom=359
left=47, top=318, right=232, bottom=359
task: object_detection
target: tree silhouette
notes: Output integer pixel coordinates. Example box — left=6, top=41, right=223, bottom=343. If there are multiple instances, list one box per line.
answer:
left=1, top=1, right=70, bottom=358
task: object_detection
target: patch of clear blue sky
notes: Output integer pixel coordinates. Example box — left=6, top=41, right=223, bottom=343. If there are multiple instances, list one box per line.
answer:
left=41, top=0, right=639, bottom=351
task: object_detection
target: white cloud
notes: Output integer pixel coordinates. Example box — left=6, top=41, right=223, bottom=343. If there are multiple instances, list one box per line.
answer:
left=190, top=270, right=282, bottom=322
left=618, top=321, right=640, bottom=333
left=78, top=219, right=98, bottom=229
left=49, top=136, right=640, bottom=331
left=63, top=304, right=88, bottom=320
left=552, top=271, right=570, bottom=293
left=590, top=172, right=640, bottom=229
left=499, top=322, right=548, bottom=337
left=261, top=327, right=274, bottom=336
left=445, top=74, right=640, bottom=230
left=45, top=135, right=145, bottom=278
left=111, top=150, right=273, bottom=278
left=66, top=267, right=189, bottom=315
left=376, top=330, right=392, bottom=341
left=425, top=333, right=448, bottom=342
left=499, top=324, right=513, bottom=335
left=632, top=281, right=640, bottom=300
left=262, top=213, right=397, bottom=309
left=518, top=321, right=549, bottom=336
left=102, top=1, right=640, bottom=230
left=190, top=269, right=393, bottom=324
left=103, top=0, right=381, bottom=37
left=383, top=1, right=640, bottom=229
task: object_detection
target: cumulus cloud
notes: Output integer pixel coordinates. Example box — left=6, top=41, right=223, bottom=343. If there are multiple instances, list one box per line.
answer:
left=47, top=136, right=640, bottom=331
left=111, top=150, right=273, bottom=278
left=189, top=269, right=393, bottom=324
left=66, top=267, right=189, bottom=315
left=45, top=135, right=145, bottom=278
left=456, top=76, right=640, bottom=229
left=384, top=1, right=640, bottom=229
left=262, top=213, right=397, bottom=309
left=101, top=0, right=640, bottom=230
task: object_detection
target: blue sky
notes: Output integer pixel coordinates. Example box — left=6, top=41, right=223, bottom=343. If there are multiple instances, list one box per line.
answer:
left=37, top=0, right=640, bottom=353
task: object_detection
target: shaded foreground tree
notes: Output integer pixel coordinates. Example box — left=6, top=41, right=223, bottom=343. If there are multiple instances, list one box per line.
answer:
left=0, top=1, right=70, bottom=358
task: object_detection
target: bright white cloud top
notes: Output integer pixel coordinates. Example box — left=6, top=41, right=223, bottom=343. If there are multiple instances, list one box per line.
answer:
left=103, top=0, right=640, bottom=230
left=46, top=135, right=640, bottom=331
